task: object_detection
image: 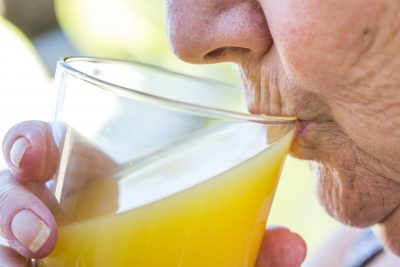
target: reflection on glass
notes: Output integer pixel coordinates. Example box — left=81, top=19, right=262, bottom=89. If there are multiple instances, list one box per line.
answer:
left=37, top=57, right=295, bottom=267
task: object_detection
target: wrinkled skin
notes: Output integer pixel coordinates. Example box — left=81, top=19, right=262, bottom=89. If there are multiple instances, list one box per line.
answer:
left=1, top=1, right=400, bottom=265
left=167, top=0, right=400, bottom=255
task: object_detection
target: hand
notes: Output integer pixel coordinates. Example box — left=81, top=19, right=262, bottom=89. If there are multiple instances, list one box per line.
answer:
left=0, top=121, right=307, bottom=266
left=0, top=121, right=59, bottom=265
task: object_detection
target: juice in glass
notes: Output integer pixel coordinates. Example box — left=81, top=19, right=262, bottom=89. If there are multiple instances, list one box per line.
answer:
left=36, top=57, right=296, bottom=267
left=39, top=124, right=293, bottom=267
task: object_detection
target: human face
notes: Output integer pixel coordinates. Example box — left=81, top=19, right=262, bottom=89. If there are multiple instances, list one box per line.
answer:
left=167, top=0, right=400, bottom=255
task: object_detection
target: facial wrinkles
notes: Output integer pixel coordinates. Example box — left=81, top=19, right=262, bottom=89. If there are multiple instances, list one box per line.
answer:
left=239, top=53, right=284, bottom=116
left=253, top=0, right=400, bottom=171
left=292, top=121, right=400, bottom=227
left=239, top=54, right=261, bottom=113
left=168, top=0, right=400, bottom=247
left=249, top=53, right=280, bottom=116
left=323, top=5, right=400, bottom=175
left=339, top=3, right=400, bottom=87
left=265, top=62, right=281, bottom=116
left=316, top=161, right=400, bottom=227
left=327, top=88, right=400, bottom=176
left=240, top=52, right=332, bottom=122
left=236, top=0, right=400, bottom=256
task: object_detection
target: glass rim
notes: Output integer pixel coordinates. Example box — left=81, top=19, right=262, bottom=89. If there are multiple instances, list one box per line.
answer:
left=58, top=56, right=296, bottom=125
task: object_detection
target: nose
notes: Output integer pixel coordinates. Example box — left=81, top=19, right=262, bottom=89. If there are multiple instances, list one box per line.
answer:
left=167, top=0, right=272, bottom=64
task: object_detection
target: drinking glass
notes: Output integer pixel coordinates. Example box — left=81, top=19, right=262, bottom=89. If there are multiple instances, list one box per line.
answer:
left=36, top=57, right=296, bottom=267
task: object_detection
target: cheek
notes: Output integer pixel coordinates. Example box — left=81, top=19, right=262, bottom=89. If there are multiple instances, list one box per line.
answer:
left=261, top=0, right=380, bottom=94
left=328, top=102, right=400, bottom=178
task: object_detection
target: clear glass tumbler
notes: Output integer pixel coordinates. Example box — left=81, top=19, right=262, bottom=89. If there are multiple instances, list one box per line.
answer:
left=36, top=57, right=296, bottom=267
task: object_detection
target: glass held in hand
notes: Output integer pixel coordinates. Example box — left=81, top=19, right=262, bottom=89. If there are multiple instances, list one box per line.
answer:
left=35, top=57, right=296, bottom=267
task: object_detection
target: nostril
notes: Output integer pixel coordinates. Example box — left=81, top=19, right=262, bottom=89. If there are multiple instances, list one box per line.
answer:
left=204, top=47, right=251, bottom=60
left=205, top=47, right=226, bottom=58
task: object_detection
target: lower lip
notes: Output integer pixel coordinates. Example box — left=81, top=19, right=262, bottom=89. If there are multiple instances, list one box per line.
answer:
left=295, top=120, right=308, bottom=137
left=289, top=120, right=316, bottom=160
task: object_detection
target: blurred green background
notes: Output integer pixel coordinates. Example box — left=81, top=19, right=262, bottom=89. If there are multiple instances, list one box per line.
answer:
left=0, top=0, right=340, bottom=263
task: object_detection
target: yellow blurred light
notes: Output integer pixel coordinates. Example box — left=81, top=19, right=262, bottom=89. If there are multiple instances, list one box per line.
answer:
left=55, top=0, right=167, bottom=61
left=85, top=0, right=145, bottom=40
left=54, top=0, right=241, bottom=85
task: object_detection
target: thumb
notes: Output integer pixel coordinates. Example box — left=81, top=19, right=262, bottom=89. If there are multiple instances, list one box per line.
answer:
left=256, top=227, right=307, bottom=267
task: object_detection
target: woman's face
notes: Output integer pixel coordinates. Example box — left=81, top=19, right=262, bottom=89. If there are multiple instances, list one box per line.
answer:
left=167, top=0, right=400, bottom=254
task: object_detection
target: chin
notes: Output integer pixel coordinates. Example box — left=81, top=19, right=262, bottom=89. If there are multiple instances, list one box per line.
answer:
left=314, top=162, right=400, bottom=229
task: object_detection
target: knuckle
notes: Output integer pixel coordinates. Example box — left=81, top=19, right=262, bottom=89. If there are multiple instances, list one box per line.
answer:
left=0, top=175, right=20, bottom=236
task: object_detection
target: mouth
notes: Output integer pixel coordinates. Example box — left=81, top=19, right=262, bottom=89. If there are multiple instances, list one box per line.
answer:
left=294, top=119, right=308, bottom=137
left=289, top=119, right=321, bottom=160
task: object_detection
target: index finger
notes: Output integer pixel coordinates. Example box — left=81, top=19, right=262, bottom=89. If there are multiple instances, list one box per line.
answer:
left=2, top=121, right=60, bottom=183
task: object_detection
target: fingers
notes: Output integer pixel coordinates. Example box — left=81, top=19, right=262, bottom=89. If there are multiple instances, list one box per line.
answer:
left=0, top=245, right=27, bottom=267
left=2, top=121, right=60, bottom=182
left=256, top=227, right=307, bottom=267
left=0, top=171, right=57, bottom=259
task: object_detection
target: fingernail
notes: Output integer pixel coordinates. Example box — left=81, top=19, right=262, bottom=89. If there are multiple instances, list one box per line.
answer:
left=11, top=210, right=50, bottom=253
left=10, top=137, right=31, bottom=168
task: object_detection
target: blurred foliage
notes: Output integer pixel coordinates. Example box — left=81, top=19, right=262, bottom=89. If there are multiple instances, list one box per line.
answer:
left=54, top=0, right=241, bottom=86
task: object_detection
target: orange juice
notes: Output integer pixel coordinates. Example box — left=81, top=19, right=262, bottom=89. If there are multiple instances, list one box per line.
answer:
left=39, top=125, right=293, bottom=267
